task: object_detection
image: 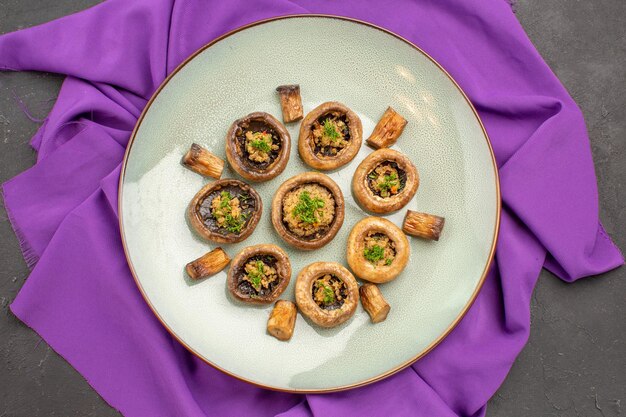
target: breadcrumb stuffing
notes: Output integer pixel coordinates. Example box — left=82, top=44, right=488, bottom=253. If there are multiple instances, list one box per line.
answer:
left=243, top=259, right=278, bottom=292
left=313, top=274, right=345, bottom=308
left=363, top=232, right=396, bottom=267
left=245, top=131, right=279, bottom=163
left=282, top=184, right=335, bottom=237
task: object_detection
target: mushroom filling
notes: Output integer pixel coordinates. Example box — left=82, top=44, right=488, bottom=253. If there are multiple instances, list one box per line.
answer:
left=363, top=232, right=396, bottom=267
left=282, top=184, right=336, bottom=239
left=235, top=120, right=282, bottom=169
left=311, top=112, right=351, bottom=157
left=312, top=274, right=347, bottom=310
left=367, top=161, right=407, bottom=198
left=198, top=186, right=257, bottom=234
left=237, top=255, right=280, bottom=297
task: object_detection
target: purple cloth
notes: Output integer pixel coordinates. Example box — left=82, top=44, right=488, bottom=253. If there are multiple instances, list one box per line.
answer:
left=1, top=0, right=622, bottom=416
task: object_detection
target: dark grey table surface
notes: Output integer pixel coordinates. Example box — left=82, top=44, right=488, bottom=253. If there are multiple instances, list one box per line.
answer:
left=1, top=1, right=624, bottom=416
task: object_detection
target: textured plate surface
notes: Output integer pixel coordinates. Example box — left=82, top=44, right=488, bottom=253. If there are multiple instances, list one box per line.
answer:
left=119, top=16, right=499, bottom=392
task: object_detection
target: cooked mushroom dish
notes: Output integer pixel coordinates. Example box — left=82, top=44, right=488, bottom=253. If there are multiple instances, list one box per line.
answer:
left=352, top=148, right=419, bottom=214
left=298, top=102, right=362, bottom=171
left=188, top=179, right=262, bottom=244
left=271, top=172, right=344, bottom=250
left=227, top=244, right=291, bottom=304
left=295, top=262, right=358, bottom=328
left=226, top=112, right=291, bottom=182
left=346, top=217, right=409, bottom=283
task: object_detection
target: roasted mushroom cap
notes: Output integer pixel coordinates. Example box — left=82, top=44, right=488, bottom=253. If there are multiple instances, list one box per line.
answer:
left=352, top=148, right=419, bottom=214
left=187, top=179, right=262, bottom=244
left=225, top=112, right=291, bottom=182
left=298, top=101, right=363, bottom=171
left=227, top=244, right=291, bottom=304
left=295, top=262, right=359, bottom=328
left=271, top=172, right=345, bottom=250
left=346, top=217, right=410, bottom=283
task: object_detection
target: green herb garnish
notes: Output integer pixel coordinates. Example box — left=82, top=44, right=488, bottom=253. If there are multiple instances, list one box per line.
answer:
left=293, top=191, right=325, bottom=224
left=322, top=119, right=341, bottom=142
left=323, top=285, right=335, bottom=304
left=247, top=261, right=265, bottom=291
left=377, top=173, right=399, bottom=193
left=213, top=191, right=246, bottom=233
left=385, top=258, right=393, bottom=266
left=364, top=245, right=385, bottom=263
left=368, top=172, right=378, bottom=179
left=251, top=138, right=271, bottom=152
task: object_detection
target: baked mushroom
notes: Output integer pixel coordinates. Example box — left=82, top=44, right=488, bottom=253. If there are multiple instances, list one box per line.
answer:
left=271, top=172, right=344, bottom=250
left=295, top=262, right=359, bottom=328
left=225, top=112, right=291, bottom=182
left=227, top=244, right=291, bottom=304
left=187, top=179, right=262, bottom=244
left=352, top=148, right=419, bottom=214
left=346, top=217, right=409, bottom=283
left=298, top=101, right=363, bottom=170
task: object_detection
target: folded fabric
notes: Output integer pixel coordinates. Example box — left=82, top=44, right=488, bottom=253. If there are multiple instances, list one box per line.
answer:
left=1, top=0, right=622, bottom=416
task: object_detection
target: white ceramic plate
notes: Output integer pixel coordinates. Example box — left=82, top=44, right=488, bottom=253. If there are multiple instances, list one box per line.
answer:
left=119, top=15, right=500, bottom=392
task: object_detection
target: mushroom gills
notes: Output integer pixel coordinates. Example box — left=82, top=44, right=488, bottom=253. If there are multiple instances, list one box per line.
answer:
left=276, top=85, right=303, bottom=123
left=267, top=300, right=297, bottom=341
left=366, top=107, right=408, bottom=149
left=182, top=143, right=224, bottom=179
left=402, top=210, right=445, bottom=241
left=185, top=247, right=230, bottom=280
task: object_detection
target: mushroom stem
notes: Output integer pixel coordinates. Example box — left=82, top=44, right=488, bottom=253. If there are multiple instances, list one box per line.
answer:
left=366, top=107, right=408, bottom=149
left=182, top=143, right=224, bottom=179
left=185, top=247, right=230, bottom=280
left=276, top=85, right=303, bottom=123
left=359, top=284, right=390, bottom=323
left=267, top=300, right=297, bottom=341
left=402, top=210, right=445, bottom=241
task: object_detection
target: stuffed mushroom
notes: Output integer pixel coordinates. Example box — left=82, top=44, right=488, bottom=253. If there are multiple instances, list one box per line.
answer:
left=295, top=262, right=359, bottom=328
left=225, top=112, right=291, bottom=182
left=227, top=244, right=291, bottom=304
left=352, top=148, right=419, bottom=214
left=346, top=217, right=410, bottom=283
left=187, top=179, right=262, bottom=244
left=298, top=101, right=362, bottom=170
left=271, top=172, right=344, bottom=250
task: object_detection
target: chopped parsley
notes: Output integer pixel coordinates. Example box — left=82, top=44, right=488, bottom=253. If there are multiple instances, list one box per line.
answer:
left=247, top=260, right=265, bottom=291
left=322, top=119, right=341, bottom=142
left=213, top=191, right=247, bottom=233
left=377, top=173, right=399, bottom=193
left=322, top=285, right=335, bottom=304
left=385, top=258, right=393, bottom=266
left=248, top=131, right=273, bottom=153
left=363, top=245, right=385, bottom=263
left=292, top=191, right=325, bottom=224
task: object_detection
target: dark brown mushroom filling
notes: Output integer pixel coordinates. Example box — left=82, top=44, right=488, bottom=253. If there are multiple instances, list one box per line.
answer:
left=311, top=112, right=351, bottom=157
left=312, top=274, right=347, bottom=310
left=234, top=120, right=282, bottom=169
left=281, top=183, right=336, bottom=240
left=198, top=185, right=257, bottom=234
left=367, top=161, right=407, bottom=198
left=363, top=232, right=396, bottom=267
left=235, top=255, right=280, bottom=298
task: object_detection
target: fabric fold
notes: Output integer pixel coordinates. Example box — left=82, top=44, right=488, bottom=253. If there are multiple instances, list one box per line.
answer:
left=1, top=0, right=622, bottom=416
